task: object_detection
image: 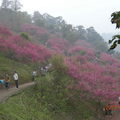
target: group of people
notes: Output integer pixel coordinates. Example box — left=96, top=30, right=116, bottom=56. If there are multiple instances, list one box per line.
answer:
left=39, top=63, right=52, bottom=76
left=103, top=104, right=112, bottom=116
left=0, top=63, right=52, bottom=89
left=32, top=70, right=37, bottom=81
left=0, top=71, right=19, bottom=89
left=31, top=63, right=52, bottom=81
left=103, top=97, right=120, bottom=117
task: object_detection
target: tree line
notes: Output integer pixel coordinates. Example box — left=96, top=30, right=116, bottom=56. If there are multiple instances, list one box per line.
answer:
left=0, top=0, right=108, bottom=53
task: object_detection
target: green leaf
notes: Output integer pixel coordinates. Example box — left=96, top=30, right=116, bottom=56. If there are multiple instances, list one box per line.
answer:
left=109, top=42, right=117, bottom=50
left=108, top=40, right=113, bottom=44
left=118, top=40, right=120, bottom=44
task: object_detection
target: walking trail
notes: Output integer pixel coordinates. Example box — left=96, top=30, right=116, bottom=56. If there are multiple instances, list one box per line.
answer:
left=104, top=111, right=120, bottom=120
left=111, top=112, right=120, bottom=120
left=0, top=82, right=35, bottom=103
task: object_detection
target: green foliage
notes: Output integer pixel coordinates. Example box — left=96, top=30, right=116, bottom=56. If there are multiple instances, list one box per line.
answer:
left=0, top=88, right=53, bottom=120
left=33, top=11, right=45, bottom=27
left=49, top=54, right=67, bottom=73
left=33, top=55, right=98, bottom=120
left=111, top=11, right=120, bottom=28
left=109, top=41, right=117, bottom=50
left=109, top=11, right=120, bottom=50
left=0, top=6, right=108, bottom=52
left=20, top=32, right=30, bottom=40
left=36, top=55, right=69, bottom=105
left=86, top=27, right=108, bottom=52
left=0, top=9, right=31, bottom=32
left=108, top=35, right=120, bottom=50
left=32, top=11, right=107, bottom=51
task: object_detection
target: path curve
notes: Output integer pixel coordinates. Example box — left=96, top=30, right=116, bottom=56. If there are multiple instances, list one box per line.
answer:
left=111, top=111, right=120, bottom=120
left=0, top=82, right=35, bottom=103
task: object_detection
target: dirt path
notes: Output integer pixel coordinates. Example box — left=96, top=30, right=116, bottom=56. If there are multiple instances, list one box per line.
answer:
left=0, top=82, right=35, bottom=103
left=111, top=111, right=120, bottom=120
left=103, top=110, right=120, bottom=120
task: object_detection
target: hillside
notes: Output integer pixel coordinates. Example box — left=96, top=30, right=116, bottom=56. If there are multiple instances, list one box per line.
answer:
left=0, top=5, right=120, bottom=120
left=0, top=74, right=103, bottom=120
left=0, top=8, right=108, bottom=52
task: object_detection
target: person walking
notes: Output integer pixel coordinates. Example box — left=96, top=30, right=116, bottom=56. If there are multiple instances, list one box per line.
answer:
left=4, top=74, right=10, bottom=89
left=32, top=70, right=37, bottom=81
left=103, top=104, right=112, bottom=117
left=13, top=71, right=19, bottom=88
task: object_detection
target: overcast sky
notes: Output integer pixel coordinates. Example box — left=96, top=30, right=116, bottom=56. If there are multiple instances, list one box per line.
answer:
left=20, top=0, right=120, bottom=34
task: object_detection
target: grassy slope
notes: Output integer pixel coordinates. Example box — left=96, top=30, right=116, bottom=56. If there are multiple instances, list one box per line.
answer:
left=0, top=87, right=97, bottom=120
left=0, top=53, right=33, bottom=85
left=0, top=73, right=104, bottom=120
left=0, top=55, right=104, bottom=120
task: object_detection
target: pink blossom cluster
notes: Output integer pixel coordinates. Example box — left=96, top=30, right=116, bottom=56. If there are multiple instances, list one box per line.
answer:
left=65, top=57, right=120, bottom=103
left=0, top=26, right=52, bottom=62
left=47, top=38, right=69, bottom=53
left=0, top=25, right=12, bottom=37
left=68, top=45, right=95, bottom=60
left=21, top=24, right=48, bottom=36
left=100, top=53, right=118, bottom=64
left=75, top=40, right=92, bottom=48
